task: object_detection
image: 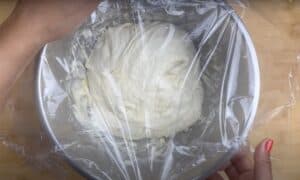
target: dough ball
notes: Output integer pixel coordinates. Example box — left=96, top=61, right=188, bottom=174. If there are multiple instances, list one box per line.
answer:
left=80, top=22, right=203, bottom=140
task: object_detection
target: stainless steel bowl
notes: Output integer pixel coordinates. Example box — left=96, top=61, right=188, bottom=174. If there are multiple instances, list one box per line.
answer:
left=36, top=1, right=260, bottom=180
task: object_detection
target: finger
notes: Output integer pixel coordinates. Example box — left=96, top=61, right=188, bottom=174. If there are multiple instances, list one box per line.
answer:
left=224, top=164, right=239, bottom=180
left=73, top=0, right=99, bottom=14
left=231, top=148, right=253, bottom=174
left=206, top=172, right=223, bottom=180
left=254, top=138, right=273, bottom=180
left=218, top=161, right=230, bottom=171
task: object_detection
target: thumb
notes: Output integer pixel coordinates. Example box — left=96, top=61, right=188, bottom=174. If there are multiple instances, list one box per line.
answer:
left=254, top=139, right=273, bottom=180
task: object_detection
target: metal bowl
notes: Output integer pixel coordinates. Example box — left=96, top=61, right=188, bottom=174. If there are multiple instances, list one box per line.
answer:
left=36, top=1, right=260, bottom=180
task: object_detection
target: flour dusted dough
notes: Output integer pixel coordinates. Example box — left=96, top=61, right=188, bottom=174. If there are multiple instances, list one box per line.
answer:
left=72, top=22, right=203, bottom=140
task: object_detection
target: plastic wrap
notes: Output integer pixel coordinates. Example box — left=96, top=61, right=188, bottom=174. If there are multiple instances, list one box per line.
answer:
left=36, top=1, right=259, bottom=179
left=1, top=0, right=299, bottom=180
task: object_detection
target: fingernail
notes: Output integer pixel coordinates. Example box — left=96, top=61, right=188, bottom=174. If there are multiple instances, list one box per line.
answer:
left=264, top=139, right=274, bottom=153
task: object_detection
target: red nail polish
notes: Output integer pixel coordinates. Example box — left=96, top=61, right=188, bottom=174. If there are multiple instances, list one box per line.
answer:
left=264, top=139, right=274, bottom=153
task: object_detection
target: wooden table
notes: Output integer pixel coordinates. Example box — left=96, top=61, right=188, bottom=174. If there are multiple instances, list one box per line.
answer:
left=241, top=1, right=300, bottom=179
left=0, top=1, right=299, bottom=179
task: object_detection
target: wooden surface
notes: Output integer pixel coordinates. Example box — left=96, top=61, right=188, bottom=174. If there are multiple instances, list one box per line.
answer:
left=0, top=1, right=300, bottom=180
left=241, top=1, right=300, bottom=180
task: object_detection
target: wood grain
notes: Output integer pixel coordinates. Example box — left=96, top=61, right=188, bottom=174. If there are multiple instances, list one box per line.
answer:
left=243, top=1, right=300, bottom=180
left=0, top=0, right=299, bottom=180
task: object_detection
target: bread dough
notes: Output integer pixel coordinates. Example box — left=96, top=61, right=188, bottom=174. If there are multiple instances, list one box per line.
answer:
left=71, top=22, right=203, bottom=140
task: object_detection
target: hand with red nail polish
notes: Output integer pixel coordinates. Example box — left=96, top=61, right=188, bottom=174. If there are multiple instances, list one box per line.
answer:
left=206, top=139, right=273, bottom=180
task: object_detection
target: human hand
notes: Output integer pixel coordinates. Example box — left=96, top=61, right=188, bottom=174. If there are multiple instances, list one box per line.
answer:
left=8, top=0, right=99, bottom=45
left=207, top=139, right=273, bottom=180
left=0, top=0, right=99, bottom=109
